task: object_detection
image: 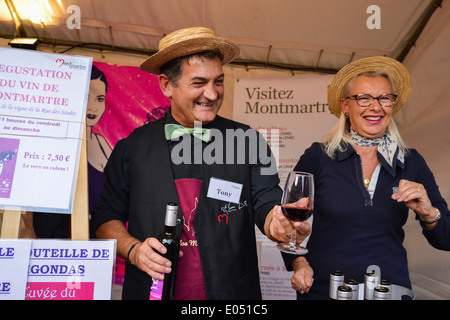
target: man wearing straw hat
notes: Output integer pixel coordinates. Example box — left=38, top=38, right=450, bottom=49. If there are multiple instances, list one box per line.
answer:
left=91, top=27, right=309, bottom=300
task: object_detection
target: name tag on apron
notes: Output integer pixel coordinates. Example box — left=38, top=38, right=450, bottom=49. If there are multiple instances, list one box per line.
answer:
left=207, top=177, right=243, bottom=204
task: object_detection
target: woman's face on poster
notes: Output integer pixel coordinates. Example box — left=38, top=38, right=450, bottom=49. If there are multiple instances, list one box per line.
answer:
left=87, top=78, right=107, bottom=127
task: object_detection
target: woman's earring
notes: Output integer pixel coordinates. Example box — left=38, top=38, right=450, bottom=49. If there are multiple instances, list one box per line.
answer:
left=345, top=112, right=349, bottom=118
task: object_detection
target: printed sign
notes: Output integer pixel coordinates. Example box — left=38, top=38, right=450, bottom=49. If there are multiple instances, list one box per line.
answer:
left=0, top=239, right=32, bottom=300
left=233, top=75, right=336, bottom=186
left=25, top=240, right=116, bottom=300
left=0, top=47, right=92, bottom=213
left=0, top=239, right=115, bottom=300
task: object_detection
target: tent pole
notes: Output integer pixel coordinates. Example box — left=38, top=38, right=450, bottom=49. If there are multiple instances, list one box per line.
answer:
left=396, top=0, right=443, bottom=62
left=4, top=0, right=26, bottom=37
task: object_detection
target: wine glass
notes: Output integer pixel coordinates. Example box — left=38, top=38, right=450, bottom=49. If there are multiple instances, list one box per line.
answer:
left=276, top=171, right=314, bottom=254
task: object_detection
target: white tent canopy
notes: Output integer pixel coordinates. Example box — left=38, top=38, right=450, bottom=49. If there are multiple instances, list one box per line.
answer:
left=1, top=0, right=449, bottom=299
left=0, top=0, right=440, bottom=71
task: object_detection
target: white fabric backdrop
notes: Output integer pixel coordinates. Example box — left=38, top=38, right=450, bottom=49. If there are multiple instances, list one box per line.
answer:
left=396, top=3, right=450, bottom=300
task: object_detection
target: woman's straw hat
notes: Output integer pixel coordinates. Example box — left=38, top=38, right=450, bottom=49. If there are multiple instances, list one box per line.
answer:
left=327, top=56, right=412, bottom=117
left=140, top=27, right=240, bottom=74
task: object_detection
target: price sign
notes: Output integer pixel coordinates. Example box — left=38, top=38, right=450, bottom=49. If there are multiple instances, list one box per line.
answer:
left=0, top=48, right=92, bottom=213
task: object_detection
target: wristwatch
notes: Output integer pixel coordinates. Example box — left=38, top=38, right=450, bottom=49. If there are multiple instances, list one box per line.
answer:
left=420, top=207, right=441, bottom=224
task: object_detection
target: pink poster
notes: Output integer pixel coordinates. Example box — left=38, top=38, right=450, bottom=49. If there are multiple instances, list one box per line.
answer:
left=89, top=61, right=170, bottom=148
left=88, top=62, right=170, bottom=286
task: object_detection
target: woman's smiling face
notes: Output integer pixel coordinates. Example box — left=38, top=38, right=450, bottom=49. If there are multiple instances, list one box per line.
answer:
left=341, top=75, right=394, bottom=138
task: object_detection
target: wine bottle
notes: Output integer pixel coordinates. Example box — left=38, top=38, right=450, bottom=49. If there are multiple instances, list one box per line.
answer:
left=364, top=271, right=378, bottom=300
left=344, top=279, right=359, bottom=300
left=337, top=285, right=353, bottom=300
left=149, top=202, right=180, bottom=300
left=373, top=286, right=390, bottom=300
left=380, top=279, right=392, bottom=299
left=329, top=270, right=344, bottom=300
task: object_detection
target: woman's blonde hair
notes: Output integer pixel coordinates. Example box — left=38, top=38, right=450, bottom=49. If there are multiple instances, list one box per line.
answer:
left=323, top=71, right=409, bottom=158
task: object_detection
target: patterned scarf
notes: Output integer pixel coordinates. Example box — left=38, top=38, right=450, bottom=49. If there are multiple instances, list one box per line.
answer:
left=350, top=128, right=404, bottom=175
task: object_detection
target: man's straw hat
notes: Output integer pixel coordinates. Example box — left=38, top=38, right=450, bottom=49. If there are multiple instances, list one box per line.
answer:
left=327, top=56, right=412, bottom=117
left=140, top=27, right=240, bottom=74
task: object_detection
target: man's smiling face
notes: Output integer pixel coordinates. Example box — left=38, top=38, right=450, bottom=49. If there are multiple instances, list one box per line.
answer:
left=161, top=56, right=225, bottom=128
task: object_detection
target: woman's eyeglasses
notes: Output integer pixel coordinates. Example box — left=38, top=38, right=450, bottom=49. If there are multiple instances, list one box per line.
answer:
left=346, top=93, right=397, bottom=107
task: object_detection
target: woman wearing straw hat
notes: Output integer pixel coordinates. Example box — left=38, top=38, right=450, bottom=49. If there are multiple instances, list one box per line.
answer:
left=283, top=56, right=450, bottom=299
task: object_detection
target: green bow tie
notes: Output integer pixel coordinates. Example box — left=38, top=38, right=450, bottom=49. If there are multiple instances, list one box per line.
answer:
left=164, top=123, right=211, bottom=142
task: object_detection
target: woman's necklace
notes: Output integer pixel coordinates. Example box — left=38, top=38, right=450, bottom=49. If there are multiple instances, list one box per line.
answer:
left=351, top=130, right=380, bottom=187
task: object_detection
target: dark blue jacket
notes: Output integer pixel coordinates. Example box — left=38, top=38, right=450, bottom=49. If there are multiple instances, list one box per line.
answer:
left=284, top=142, right=450, bottom=300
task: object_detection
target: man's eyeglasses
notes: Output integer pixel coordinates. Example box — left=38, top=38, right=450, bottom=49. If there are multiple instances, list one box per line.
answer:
left=346, top=94, right=397, bottom=107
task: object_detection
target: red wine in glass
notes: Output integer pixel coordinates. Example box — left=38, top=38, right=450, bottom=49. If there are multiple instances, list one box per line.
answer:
left=281, top=206, right=313, bottom=221
left=277, top=171, right=314, bottom=254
